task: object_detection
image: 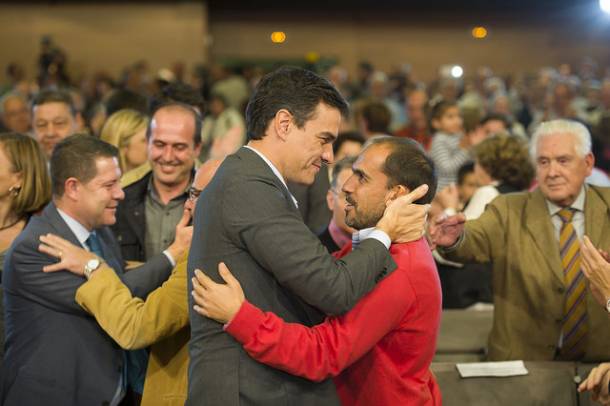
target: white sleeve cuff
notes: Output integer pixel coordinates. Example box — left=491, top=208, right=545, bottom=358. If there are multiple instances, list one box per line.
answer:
left=363, top=229, right=391, bottom=249
left=162, top=250, right=177, bottom=267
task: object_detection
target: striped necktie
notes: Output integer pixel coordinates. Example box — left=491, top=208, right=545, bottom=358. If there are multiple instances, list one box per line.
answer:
left=557, top=208, right=587, bottom=360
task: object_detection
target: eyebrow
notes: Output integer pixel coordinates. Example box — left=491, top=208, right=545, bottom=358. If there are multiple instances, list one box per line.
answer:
left=320, top=131, right=337, bottom=142
left=352, top=167, right=370, bottom=181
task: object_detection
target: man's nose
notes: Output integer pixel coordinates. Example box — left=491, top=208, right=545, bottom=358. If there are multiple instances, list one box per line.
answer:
left=162, top=145, right=174, bottom=161
left=322, top=143, right=334, bottom=165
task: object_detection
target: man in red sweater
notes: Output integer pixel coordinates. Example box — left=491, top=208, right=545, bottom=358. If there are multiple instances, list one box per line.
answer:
left=192, top=137, right=442, bottom=406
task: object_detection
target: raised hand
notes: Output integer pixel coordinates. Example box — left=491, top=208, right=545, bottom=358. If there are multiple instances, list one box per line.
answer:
left=428, top=213, right=466, bottom=248
left=166, top=208, right=194, bottom=261
left=581, top=235, right=610, bottom=307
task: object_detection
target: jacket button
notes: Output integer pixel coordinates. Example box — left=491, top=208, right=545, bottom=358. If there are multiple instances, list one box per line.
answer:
left=134, top=211, right=140, bottom=216
left=556, top=287, right=565, bottom=294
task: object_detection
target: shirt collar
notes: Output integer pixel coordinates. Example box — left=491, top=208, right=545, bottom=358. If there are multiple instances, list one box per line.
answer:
left=351, top=227, right=375, bottom=249
left=57, top=208, right=90, bottom=247
left=545, top=185, right=587, bottom=216
left=244, top=145, right=298, bottom=208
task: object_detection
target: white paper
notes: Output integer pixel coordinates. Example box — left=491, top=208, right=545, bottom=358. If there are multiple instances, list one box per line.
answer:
left=456, top=360, right=529, bottom=378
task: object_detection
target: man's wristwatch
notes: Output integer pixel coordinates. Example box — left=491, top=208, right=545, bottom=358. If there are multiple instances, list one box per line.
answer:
left=84, top=258, right=102, bottom=279
left=605, top=298, right=610, bottom=314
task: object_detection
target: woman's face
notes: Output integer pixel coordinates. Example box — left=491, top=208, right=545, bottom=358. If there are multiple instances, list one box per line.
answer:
left=0, top=145, right=21, bottom=201
left=122, top=128, right=148, bottom=171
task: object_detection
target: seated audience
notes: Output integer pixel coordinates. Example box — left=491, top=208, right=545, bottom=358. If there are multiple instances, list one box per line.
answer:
left=0, top=93, right=31, bottom=134
left=200, top=92, right=246, bottom=160
left=31, top=89, right=80, bottom=158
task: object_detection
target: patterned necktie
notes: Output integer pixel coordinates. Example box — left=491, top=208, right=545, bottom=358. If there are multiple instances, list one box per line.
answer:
left=557, top=208, right=588, bottom=360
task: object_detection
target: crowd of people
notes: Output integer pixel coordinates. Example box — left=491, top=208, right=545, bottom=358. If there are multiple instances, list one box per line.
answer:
left=1, top=48, right=610, bottom=405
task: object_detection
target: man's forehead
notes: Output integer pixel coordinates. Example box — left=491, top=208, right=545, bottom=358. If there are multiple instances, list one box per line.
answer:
left=536, top=132, right=579, bottom=156
left=33, top=101, right=72, bottom=116
left=354, top=144, right=389, bottom=171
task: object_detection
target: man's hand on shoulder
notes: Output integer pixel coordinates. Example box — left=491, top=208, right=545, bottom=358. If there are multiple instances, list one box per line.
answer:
left=376, top=184, right=430, bottom=244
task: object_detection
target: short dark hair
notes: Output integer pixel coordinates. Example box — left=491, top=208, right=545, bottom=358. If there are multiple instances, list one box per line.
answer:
left=457, top=162, right=475, bottom=186
left=333, top=131, right=365, bottom=155
left=50, top=134, right=119, bottom=197
left=32, top=89, right=76, bottom=116
left=429, top=99, right=457, bottom=123
left=361, top=101, right=391, bottom=134
left=146, top=102, right=202, bottom=146
left=151, top=82, right=206, bottom=116
left=245, top=66, right=349, bottom=141
left=330, top=156, right=356, bottom=190
left=369, top=137, right=437, bottom=204
left=105, top=89, right=148, bottom=117
left=481, top=112, right=511, bottom=129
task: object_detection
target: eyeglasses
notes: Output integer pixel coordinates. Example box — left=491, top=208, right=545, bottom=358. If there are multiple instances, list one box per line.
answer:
left=188, top=186, right=203, bottom=201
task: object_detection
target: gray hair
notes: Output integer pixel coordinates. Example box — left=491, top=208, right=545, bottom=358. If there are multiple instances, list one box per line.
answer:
left=529, top=119, right=591, bottom=160
left=330, top=157, right=356, bottom=190
left=0, top=92, right=28, bottom=115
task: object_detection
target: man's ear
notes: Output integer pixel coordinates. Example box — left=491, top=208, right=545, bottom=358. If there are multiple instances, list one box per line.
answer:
left=63, top=177, right=81, bottom=201
left=273, top=109, right=293, bottom=142
left=326, top=189, right=335, bottom=211
left=385, top=185, right=409, bottom=206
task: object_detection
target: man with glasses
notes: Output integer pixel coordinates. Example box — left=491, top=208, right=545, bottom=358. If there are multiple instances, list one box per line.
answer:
left=318, top=157, right=356, bottom=253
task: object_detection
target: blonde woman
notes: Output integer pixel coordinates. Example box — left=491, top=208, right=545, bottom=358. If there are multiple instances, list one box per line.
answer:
left=100, top=109, right=148, bottom=172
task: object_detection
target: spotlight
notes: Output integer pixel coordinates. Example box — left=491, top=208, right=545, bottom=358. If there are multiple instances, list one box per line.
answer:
left=450, top=65, right=464, bottom=79
left=270, top=32, right=286, bottom=43
left=471, top=26, right=488, bottom=39
left=601, top=0, right=610, bottom=14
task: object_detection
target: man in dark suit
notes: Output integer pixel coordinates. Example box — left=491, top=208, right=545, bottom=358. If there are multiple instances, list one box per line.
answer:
left=1, top=135, right=184, bottom=405
left=187, top=67, right=429, bottom=405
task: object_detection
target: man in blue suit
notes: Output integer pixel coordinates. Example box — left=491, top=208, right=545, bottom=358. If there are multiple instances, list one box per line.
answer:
left=1, top=135, right=187, bottom=405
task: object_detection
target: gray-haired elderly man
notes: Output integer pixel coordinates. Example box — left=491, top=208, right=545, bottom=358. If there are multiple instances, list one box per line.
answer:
left=431, top=119, right=610, bottom=362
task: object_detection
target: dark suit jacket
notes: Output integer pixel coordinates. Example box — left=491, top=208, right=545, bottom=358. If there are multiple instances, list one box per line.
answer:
left=318, top=226, right=340, bottom=254
left=187, top=147, right=396, bottom=406
left=1, top=203, right=173, bottom=406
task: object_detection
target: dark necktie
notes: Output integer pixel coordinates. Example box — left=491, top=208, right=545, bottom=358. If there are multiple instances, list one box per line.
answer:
left=85, top=231, right=104, bottom=259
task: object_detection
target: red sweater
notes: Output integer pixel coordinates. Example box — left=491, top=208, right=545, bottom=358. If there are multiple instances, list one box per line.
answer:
left=225, top=238, right=442, bottom=406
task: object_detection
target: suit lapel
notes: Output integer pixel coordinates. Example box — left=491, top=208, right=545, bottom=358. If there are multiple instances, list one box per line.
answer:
left=524, top=189, right=564, bottom=285
left=584, top=186, right=610, bottom=246
left=238, top=147, right=300, bottom=213
left=44, top=203, right=83, bottom=248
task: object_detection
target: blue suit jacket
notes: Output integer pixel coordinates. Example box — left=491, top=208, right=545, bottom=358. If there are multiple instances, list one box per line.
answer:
left=1, top=202, right=172, bottom=406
